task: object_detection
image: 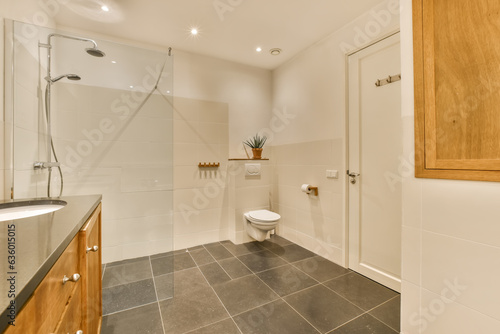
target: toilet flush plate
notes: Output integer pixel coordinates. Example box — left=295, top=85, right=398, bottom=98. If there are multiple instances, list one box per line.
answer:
left=245, top=163, right=261, bottom=176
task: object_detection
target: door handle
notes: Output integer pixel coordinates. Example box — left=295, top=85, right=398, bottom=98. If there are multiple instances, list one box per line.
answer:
left=348, top=171, right=360, bottom=184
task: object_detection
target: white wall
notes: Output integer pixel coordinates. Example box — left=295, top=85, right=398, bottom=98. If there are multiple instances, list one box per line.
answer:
left=172, top=97, right=230, bottom=250
left=173, top=50, right=272, bottom=158
left=228, top=159, right=272, bottom=244
left=271, top=0, right=400, bottom=265
left=3, top=17, right=273, bottom=262
left=54, top=26, right=273, bottom=159
left=0, top=1, right=58, bottom=200
left=400, top=0, right=500, bottom=333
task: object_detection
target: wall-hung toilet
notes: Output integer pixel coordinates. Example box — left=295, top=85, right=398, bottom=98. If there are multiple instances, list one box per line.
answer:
left=244, top=210, right=281, bottom=242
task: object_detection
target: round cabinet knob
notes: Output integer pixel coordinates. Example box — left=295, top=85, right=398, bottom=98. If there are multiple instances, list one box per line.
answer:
left=76, top=330, right=84, bottom=334
left=62, top=273, right=81, bottom=284
left=86, top=245, right=99, bottom=253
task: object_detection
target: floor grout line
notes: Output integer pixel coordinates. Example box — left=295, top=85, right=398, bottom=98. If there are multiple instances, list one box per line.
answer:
left=280, top=298, right=323, bottom=334
left=185, top=249, right=244, bottom=334
left=148, top=255, right=167, bottom=334
left=326, top=311, right=370, bottom=333
left=363, top=293, right=400, bottom=313
left=229, top=249, right=323, bottom=333
left=236, top=254, right=367, bottom=334
left=363, top=294, right=401, bottom=332
left=102, top=238, right=400, bottom=334
left=101, top=275, right=154, bottom=291
left=101, top=263, right=106, bottom=280
left=102, top=300, right=159, bottom=317
left=319, top=272, right=399, bottom=314
left=251, top=273, right=323, bottom=334
left=182, top=317, right=237, bottom=334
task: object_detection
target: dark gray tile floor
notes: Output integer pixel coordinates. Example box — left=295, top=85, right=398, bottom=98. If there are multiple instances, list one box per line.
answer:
left=100, top=235, right=400, bottom=334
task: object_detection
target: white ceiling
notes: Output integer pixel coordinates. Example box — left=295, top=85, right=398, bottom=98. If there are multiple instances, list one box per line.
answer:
left=53, top=0, right=384, bottom=70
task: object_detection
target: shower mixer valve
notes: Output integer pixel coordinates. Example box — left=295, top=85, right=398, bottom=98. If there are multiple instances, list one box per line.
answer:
left=33, top=161, right=61, bottom=170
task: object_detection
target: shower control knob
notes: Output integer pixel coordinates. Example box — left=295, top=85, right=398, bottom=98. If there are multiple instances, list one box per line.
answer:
left=86, top=245, right=99, bottom=253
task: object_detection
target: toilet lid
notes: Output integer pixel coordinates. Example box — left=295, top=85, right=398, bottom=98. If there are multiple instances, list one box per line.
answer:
left=248, top=210, right=281, bottom=222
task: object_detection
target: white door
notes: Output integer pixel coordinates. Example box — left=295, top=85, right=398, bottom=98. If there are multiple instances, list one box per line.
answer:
left=347, top=33, right=402, bottom=292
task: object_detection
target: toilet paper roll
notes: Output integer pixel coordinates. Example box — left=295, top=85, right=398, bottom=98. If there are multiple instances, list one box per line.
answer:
left=301, top=184, right=312, bottom=194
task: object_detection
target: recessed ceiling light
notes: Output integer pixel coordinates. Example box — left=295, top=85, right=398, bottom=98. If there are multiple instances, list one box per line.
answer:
left=256, top=47, right=262, bottom=52
left=191, top=28, right=198, bottom=35
left=111, top=60, right=116, bottom=64
left=270, top=48, right=282, bottom=56
left=101, top=5, right=110, bottom=12
left=167, top=90, right=171, bottom=94
left=129, top=85, right=134, bottom=88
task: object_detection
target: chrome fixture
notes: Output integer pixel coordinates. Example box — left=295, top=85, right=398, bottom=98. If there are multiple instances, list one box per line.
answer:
left=37, top=33, right=106, bottom=197
left=86, top=245, right=99, bottom=253
left=62, top=273, right=81, bottom=284
left=33, top=161, right=61, bottom=169
left=47, top=74, right=81, bottom=83
left=347, top=170, right=360, bottom=184
left=375, top=73, right=401, bottom=87
left=85, top=47, right=106, bottom=58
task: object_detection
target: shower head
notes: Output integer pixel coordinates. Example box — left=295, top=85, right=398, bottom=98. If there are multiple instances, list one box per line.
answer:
left=41, top=33, right=106, bottom=58
left=49, top=74, right=82, bottom=83
left=86, top=47, right=106, bottom=57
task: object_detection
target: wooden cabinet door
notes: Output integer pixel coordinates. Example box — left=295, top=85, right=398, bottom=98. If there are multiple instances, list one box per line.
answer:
left=79, top=204, right=102, bottom=334
left=53, top=285, right=82, bottom=334
left=4, top=235, right=81, bottom=334
left=414, top=0, right=500, bottom=181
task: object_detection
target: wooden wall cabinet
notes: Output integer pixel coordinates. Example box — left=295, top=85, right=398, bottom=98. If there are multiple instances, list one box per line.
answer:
left=4, top=204, right=102, bottom=334
left=413, top=0, right=500, bottom=181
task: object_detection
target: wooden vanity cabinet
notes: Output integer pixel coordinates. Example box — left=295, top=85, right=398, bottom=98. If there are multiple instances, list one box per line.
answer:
left=3, top=204, right=102, bottom=334
left=79, top=203, right=102, bottom=334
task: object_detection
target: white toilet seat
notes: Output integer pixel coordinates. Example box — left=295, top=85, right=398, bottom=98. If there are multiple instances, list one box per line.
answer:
left=248, top=210, right=281, bottom=222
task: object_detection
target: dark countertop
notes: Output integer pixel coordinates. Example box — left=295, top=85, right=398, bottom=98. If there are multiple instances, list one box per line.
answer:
left=0, top=194, right=102, bottom=332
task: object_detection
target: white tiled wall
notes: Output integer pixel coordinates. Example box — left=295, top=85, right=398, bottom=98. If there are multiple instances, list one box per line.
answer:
left=172, top=97, right=230, bottom=249
left=228, top=159, right=272, bottom=244
left=10, top=74, right=174, bottom=263
left=270, top=140, right=344, bottom=264
left=52, top=83, right=174, bottom=263
left=10, top=26, right=51, bottom=199
left=400, top=0, right=500, bottom=332
left=270, top=0, right=400, bottom=266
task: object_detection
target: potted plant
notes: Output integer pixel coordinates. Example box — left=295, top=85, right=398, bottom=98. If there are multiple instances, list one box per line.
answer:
left=243, top=134, right=267, bottom=159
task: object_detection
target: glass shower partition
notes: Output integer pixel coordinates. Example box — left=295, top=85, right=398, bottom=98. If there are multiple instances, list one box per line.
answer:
left=5, top=19, right=174, bottom=298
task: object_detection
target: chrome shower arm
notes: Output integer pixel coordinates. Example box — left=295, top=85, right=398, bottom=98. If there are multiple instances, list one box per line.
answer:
left=39, top=33, right=98, bottom=49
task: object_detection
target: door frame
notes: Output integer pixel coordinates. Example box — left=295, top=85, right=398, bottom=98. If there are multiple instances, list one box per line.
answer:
left=343, top=29, right=401, bottom=281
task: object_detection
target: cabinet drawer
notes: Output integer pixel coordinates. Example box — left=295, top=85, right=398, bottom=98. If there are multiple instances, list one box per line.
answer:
left=3, top=295, right=37, bottom=334
left=36, top=235, right=81, bottom=333
left=53, top=285, right=82, bottom=334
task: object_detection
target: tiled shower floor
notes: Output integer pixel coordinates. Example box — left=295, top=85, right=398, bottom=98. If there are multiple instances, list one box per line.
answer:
left=100, top=236, right=400, bottom=334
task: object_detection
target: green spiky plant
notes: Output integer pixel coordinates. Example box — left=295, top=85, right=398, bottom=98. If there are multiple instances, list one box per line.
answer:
left=243, top=134, right=267, bottom=149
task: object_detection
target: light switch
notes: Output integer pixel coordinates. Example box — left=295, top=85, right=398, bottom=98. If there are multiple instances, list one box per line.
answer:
left=326, top=170, right=338, bottom=179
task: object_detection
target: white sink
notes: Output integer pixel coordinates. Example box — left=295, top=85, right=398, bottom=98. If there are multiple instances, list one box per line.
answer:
left=0, top=199, right=67, bottom=222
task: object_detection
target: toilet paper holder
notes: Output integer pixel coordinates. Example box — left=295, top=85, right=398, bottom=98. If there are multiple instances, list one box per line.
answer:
left=308, top=186, right=318, bottom=196
left=301, top=184, right=319, bottom=196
